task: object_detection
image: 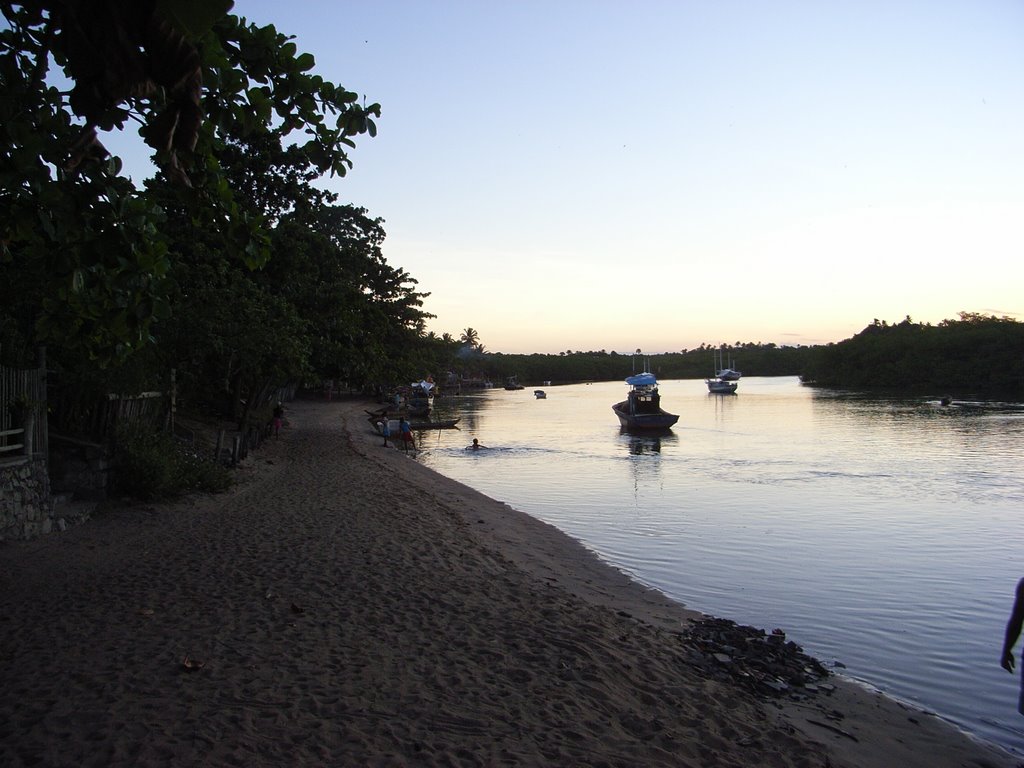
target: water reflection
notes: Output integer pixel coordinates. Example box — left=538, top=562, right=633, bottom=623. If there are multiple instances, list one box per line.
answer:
left=620, top=430, right=677, bottom=454
left=620, top=430, right=677, bottom=499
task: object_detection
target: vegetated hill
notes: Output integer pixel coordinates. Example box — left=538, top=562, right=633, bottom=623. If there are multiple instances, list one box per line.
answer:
left=482, top=343, right=811, bottom=385
left=799, top=313, right=1024, bottom=396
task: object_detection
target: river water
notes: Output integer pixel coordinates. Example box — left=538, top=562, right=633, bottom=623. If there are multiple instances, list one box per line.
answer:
left=409, top=376, right=1024, bottom=755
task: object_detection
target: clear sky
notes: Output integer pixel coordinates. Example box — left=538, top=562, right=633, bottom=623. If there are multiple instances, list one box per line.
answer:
left=114, top=1, right=1024, bottom=354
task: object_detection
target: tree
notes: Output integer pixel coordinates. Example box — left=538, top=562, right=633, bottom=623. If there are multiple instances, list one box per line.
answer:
left=1, top=1, right=380, bottom=367
left=460, top=327, right=480, bottom=349
left=145, top=123, right=433, bottom=418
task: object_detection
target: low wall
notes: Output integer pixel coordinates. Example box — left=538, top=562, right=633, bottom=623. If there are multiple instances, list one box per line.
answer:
left=0, top=456, right=54, bottom=540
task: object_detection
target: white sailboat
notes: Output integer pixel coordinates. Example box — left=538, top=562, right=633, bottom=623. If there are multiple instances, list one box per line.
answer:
left=707, top=348, right=739, bottom=394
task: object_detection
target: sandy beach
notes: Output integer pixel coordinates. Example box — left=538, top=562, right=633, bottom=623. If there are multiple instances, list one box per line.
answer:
left=0, top=398, right=1017, bottom=767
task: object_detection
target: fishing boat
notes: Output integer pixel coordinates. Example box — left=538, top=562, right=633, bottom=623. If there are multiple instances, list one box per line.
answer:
left=409, top=418, right=460, bottom=430
left=408, top=380, right=435, bottom=416
left=370, top=416, right=461, bottom=434
left=612, top=372, right=679, bottom=430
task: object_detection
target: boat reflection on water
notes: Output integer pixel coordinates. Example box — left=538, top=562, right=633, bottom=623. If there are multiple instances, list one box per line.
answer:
left=621, top=429, right=678, bottom=455
left=620, top=430, right=678, bottom=495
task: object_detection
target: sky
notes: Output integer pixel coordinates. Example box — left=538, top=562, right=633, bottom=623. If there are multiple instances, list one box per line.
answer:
left=110, top=1, right=1024, bottom=354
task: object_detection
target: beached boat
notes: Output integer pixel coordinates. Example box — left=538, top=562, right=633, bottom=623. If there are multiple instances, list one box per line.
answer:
left=408, top=380, right=434, bottom=416
left=612, top=372, right=679, bottom=429
left=534, top=390, right=547, bottom=399
left=409, top=418, right=460, bottom=430
left=370, top=416, right=460, bottom=434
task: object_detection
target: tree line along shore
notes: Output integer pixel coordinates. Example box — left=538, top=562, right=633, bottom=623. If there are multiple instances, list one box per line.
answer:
left=462, top=313, right=1023, bottom=397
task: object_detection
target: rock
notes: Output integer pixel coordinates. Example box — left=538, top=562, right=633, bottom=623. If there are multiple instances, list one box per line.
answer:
left=682, top=616, right=830, bottom=698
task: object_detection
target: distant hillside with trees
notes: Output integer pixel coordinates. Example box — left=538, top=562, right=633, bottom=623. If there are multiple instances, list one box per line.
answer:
left=799, top=313, right=1024, bottom=396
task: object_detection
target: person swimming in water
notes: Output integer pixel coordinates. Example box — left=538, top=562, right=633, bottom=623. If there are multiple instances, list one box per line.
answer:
left=467, top=438, right=487, bottom=450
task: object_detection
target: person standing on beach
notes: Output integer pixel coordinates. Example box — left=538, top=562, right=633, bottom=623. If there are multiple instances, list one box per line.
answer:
left=380, top=418, right=391, bottom=447
left=399, top=417, right=415, bottom=452
left=272, top=402, right=284, bottom=437
left=1000, top=577, right=1024, bottom=714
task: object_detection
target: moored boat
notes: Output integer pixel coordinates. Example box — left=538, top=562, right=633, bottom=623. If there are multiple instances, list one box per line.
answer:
left=612, top=372, right=679, bottom=430
left=534, top=390, right=547, bottom=399
left=706, top=378, right=738, bottom=394
left=707, top=348, right=739, bottom=394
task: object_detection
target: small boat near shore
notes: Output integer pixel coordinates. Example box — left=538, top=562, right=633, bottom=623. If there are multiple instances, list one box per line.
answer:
left=410, top=418, right=460, bottom=430
left=612, top=373, right=679, bottom=430
left=534, top=390, right=547, bottom=399
left=368, top=414, right=461, bottom=433
left=408, top=380, right=435, bottom=416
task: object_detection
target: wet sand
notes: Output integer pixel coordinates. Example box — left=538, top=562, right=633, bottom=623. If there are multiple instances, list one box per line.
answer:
left=0, top=398, right=1016, bottom=767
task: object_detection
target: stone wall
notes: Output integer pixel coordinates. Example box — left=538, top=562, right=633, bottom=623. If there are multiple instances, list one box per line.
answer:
left=0, top=456, right=54, bottom=540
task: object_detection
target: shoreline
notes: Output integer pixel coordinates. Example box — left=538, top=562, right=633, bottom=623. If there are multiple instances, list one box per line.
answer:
left=0, top=398, right=1016, bottom=767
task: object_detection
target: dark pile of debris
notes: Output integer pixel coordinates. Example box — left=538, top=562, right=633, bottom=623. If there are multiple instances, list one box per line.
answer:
left=680, top=617, right=832, bottom=698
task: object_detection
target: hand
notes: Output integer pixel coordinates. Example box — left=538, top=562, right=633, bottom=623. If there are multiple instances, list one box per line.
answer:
left=1002, top=651, right=1015, bottom=673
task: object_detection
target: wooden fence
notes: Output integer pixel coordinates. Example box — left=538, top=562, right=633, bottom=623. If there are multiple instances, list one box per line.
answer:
left=0, top=348, right=47, bottom=460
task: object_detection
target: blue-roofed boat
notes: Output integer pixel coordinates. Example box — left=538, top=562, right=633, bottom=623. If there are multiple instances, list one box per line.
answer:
left=612, top=372, right=679, bottom=430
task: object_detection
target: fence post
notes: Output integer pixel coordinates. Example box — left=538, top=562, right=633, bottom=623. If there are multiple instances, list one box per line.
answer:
left=22, top=410, right=34, bottom=456
left=36, top=345, right=47, bottom=458
left=170, top=368, right=176, bottom=436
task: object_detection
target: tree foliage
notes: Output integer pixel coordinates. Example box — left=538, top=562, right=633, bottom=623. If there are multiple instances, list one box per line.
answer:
left=442, top=343, right=810, bottom=387
left=799, top=313, right=1024, bottom=395
left=1, top=0, right=380, bottom=370
left=0, top=1, right=450, bottom=434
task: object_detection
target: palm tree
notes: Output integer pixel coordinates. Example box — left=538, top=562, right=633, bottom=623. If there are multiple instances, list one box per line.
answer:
left=460, top=327, right=480, bottom=349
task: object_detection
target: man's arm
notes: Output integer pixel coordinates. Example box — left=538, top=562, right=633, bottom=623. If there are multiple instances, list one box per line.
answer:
left=1001, top=578, right=1024, bottom=672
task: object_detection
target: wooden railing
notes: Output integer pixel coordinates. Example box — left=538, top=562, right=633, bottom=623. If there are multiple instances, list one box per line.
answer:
left=0, top=346, right=47, bottom=460
left=0, top=426, right=25, bottom=457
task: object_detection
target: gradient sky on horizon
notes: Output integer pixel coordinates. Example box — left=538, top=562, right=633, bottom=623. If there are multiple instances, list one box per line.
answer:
left=111, top=1, right=1024, bottom=354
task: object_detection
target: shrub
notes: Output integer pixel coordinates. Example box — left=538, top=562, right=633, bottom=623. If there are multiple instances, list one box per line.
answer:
left=113, top=424, right=232, bottom=500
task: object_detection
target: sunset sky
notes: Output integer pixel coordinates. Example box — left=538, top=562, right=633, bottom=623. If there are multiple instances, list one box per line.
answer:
left=113, top=1, right=1024, bottom=354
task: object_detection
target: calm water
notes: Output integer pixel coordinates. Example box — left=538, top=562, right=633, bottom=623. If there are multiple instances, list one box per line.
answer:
left=410, top=377, right=1024, bottom=755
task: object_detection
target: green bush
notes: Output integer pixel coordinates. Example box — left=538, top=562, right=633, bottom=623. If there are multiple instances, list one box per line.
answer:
left=113, top=425, right=232, bottom=500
